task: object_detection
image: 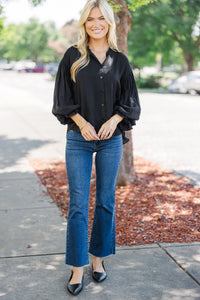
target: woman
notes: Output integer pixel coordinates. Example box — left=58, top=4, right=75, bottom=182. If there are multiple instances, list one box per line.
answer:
left=52, top=0, right=140, bottom=296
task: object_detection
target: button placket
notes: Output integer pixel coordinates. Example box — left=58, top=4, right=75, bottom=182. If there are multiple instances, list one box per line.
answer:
left=100, top=86, right=105, bottom=110
left=99, top=70, right=106, bottom=117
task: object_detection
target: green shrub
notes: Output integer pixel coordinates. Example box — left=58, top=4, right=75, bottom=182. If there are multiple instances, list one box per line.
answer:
left=136, top=76, right=161, bottom=88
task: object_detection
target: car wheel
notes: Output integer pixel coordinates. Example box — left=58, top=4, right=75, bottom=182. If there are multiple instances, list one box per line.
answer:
left=188, top=89, right=197, bottom=95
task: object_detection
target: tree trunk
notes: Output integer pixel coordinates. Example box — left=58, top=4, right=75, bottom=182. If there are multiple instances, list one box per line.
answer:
left=183, top=53, right=194, bottom=71
left=112, top=0, right=135, bottom=186
left=113, top=0, right=132, bottom=55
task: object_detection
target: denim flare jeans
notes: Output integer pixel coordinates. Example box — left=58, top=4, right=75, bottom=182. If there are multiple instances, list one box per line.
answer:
left=65, top=131, right=123, bottom=267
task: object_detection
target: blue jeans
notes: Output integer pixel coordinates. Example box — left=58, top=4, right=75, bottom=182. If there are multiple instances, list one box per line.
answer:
left=65, top=131, right=123, bottom=267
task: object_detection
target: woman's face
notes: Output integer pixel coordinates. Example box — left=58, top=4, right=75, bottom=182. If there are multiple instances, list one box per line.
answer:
left=85, top=7, right=109, bottom=42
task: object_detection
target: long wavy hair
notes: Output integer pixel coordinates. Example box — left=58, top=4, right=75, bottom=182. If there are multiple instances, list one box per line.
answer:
left=71, top=0, right=118, bottom=82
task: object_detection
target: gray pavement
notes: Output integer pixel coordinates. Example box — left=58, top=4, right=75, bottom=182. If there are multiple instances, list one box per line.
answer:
left=132, top=92, right=200, bottom=187
left=0, top=71, right=200, bottom=299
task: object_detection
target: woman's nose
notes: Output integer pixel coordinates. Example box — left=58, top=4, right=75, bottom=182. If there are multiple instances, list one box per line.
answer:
left=94, top=19, right=100, bottom=26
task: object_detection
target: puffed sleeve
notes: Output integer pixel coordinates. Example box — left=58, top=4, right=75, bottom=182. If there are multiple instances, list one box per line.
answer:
left=114, top=55, right=141, bottom=139
left=52, top=48, right=80, bottom=124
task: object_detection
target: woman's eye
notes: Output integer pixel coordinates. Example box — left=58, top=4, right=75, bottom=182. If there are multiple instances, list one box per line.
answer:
left=87, top=17, right=105, bottom=21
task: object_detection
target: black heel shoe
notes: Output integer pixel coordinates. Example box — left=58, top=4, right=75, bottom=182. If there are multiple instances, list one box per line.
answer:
left=67, top=271, right=84, bottom=296
left=92, top=260, right=107, bottom=283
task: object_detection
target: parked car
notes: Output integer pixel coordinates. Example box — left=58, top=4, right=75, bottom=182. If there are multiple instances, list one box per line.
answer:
left=0, top=60, right=16, bottom=70
left=0, top=59, right=8, bottom=70
left=14, top=60, right=33, bottom=72
left=25, top=63, right=45, bottom=73
left=46, top=62, right=59, bottom=76
left=168, top=71, right=200, bottom=95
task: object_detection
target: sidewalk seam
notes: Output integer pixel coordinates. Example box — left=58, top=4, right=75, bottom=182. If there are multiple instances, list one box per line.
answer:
left=159, top=243, right=200, bottom=248
left=158, top=243, right=200, bottom=286
left=0, top=252, right=65, bottom=260
left=116, top=245, right=159, bottom=251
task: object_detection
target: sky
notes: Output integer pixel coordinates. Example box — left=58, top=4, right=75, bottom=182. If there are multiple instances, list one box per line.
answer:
left=2, top=0, right=87, bottom=28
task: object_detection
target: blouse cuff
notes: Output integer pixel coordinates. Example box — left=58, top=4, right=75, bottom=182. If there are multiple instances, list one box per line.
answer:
left=114, top=105, right=138, bottom=131
left=52, top=104, right=80, bottom=125
left=114, top=104, right=140, bottom=120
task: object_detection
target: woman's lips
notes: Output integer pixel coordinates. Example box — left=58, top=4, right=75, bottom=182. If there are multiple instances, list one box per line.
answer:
left=92, top=29, right=103, bottom=34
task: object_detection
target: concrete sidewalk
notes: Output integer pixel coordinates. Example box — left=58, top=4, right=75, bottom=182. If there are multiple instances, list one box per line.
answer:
left=0, top=71, right=200, bottom=299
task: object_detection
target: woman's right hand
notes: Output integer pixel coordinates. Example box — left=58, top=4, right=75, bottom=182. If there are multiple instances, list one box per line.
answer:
left=70, top=114, right=99, bottom=141
left=80, top=122, right=100, bottom=141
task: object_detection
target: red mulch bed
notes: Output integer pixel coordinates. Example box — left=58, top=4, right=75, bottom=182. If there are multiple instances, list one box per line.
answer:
left=29, top=156, right=200, bottom=246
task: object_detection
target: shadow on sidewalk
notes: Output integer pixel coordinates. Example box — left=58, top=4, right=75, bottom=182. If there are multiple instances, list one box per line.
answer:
left=0, top=135, right=54, bottom=170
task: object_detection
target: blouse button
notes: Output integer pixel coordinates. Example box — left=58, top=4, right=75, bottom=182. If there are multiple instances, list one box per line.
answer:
left=101, top=103, right=104, bottom=107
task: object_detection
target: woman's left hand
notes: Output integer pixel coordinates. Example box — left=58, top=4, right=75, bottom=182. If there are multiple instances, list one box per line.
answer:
left=98, top=114, right=123, bottom=140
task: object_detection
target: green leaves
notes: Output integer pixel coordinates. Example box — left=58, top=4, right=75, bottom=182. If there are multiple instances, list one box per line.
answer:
left=109, top=0, right=158, bottom=12
left=28, top=0, right=46, bottom=6
left=127, top=0, right=157, bottom=11
left=108, top=1, right=122, bottom=12
left=0, top=18, right=56, bottom=62
left=128, top=0, right=200, bottom=70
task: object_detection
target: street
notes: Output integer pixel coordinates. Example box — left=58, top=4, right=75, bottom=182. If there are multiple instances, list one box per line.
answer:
left=0, top=70, right=200, bottom=186
left=133, top=90, right=200, bottom=186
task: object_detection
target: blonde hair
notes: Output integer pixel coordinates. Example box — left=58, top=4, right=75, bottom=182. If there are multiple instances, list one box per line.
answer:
left=71, top=0, right=118, bottom=82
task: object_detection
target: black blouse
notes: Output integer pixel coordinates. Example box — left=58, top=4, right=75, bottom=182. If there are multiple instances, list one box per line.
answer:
left=52, top=46, right=141, bottom=144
